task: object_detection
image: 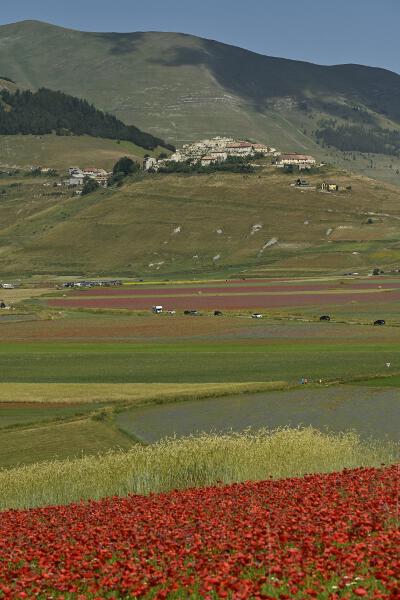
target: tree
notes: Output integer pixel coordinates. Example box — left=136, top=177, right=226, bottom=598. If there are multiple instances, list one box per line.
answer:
left=112, top=157, right=139, bottom=176
left=81, top=178, right=99, bottom=195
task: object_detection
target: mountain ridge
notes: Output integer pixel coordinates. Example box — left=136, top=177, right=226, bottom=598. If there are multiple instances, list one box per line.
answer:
left=3, top=19, right=399, bottom=75
left=1, top=20, right=400, bottom=184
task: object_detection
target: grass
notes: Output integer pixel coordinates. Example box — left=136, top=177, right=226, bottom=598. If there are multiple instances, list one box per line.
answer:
left=0, top=418, right=135, bottom=469
left=0, top=134, right=149, bottom=170
left=0, top=340, right=398, bottom=383
left=0, top=427, right=398, bottom=510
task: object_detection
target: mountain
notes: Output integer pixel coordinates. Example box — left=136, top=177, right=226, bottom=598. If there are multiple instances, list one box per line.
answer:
left=1, top=20, right=400, bottom=183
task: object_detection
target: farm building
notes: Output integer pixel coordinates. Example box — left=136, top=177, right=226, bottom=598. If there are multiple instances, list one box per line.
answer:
left=319, top=181, right=340, bottom=192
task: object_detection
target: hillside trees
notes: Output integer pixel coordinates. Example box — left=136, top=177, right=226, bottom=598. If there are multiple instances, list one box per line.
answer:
left=81, top=178, right=100, bottom=195
left=109, top=156, right=140, bottom=186
left=0, top=88, right=175, bottom=151
left=315, top=123, right=400, bottom=156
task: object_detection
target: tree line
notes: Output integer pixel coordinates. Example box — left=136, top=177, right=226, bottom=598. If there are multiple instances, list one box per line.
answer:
left=0, top=88, right=174, bottom=152
left=315, top=123, right=400, bottom=156
left=157, top=156, right=255, bottom=174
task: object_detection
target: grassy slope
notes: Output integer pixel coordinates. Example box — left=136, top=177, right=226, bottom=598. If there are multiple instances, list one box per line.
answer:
left=1, top=162, right=400, bottom=276
left=1, top=21, right=400, bottom=184
left=0, top=134, right=158, bottom=170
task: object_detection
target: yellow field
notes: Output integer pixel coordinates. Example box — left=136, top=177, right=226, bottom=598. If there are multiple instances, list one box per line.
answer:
left=0, top=381, right=287, bottom=404
left=0, top=287, right=51, bottom=304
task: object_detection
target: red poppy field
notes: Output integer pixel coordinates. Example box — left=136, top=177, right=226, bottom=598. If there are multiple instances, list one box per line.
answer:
left=1, top=465, right=398, bottom=599
left=47, top=279, right=400, bottom=311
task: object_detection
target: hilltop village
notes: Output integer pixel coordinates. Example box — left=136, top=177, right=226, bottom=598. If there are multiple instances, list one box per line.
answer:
left=143, top=137, right=317, bottom=171
left=0, top=137, right=319, bottom=189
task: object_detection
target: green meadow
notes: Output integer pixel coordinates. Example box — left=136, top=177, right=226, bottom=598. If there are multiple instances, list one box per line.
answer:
left=0, top=339, right=398, bottom=383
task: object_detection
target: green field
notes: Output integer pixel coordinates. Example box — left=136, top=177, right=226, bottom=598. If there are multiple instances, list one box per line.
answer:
left=0, top=340, right=398, bottom=383
left=0, top=418, right=135, bottom=469
left=0, top=283, right=398, bottom=476
left=0, top=401, right=106, bottom=428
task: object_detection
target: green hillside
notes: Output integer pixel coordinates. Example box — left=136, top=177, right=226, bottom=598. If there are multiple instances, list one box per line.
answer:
left=0, top=134, right=161, bottom=170
left=1, top=21, right=400, bottom=184
left=1, top=162, right=400, bottom=277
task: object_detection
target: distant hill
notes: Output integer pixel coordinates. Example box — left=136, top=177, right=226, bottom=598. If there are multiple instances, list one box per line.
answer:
left=0, top=87, right=174, bottom=152
left=1, top=163, right=400, bottom=277
left=1, top=21, right=400, bottom=183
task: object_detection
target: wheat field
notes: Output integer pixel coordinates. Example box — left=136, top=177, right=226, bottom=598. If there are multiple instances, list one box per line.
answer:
left=1, top=427, right=398, bottom=510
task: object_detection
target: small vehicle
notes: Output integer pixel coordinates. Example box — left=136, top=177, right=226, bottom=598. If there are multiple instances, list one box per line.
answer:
left=373, top=319, right=385, bottom=326
left=152, top=305, right=163, bottom=314
left=184, top=309, right=199, bottom=316
left=319, top=315, right=331, bottom=321
left=251, top=313, right=263, bottom=319
left=214, top=310, right=223, bottom=316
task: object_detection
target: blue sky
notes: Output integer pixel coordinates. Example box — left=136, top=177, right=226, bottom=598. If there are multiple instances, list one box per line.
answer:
left=1, top=0, right=399, bottom=73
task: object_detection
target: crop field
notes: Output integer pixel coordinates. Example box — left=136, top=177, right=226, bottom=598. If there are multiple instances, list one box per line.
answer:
left=1, top=428, right=398, bottom=510
left=0, top=275, right=398, bottom=474
left=0, top=339, right=400, bottom=384
left=0, top=464, right=398, bottom=598
left=46, top=277, right=400, bottom=311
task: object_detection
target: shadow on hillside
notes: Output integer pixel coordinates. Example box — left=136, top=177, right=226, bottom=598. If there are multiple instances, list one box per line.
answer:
left=147, top=39, right=400, bottom=120
left=96, top=32, right=146, bottom=55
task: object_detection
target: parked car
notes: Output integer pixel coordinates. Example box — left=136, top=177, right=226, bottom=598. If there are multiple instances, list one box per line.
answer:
left=251, top=313, right=263, bottom=319
left=319, top=315, right=331, bottom=321
left=374, top=319, right=385, bottom=326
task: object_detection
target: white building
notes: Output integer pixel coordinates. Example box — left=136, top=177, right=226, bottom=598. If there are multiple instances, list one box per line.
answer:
left=276, top=153, right=316, bottom=166
left=82, top=168, right=108, bottom=177
left=226, top=142, right=254, bottom=157
left=143, top=157, right=158, bottom=171
left=65, top=174, right=85, bottom=186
